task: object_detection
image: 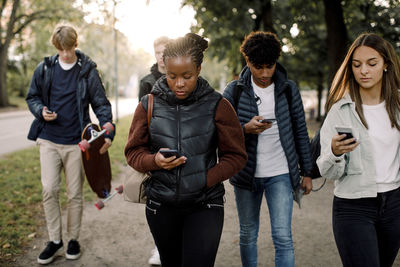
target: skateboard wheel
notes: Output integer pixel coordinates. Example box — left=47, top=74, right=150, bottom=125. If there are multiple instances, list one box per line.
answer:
left=95, top=200, right=104, bottom=210
left=115, top=185, right=123, bottom=194
left=78, top=139, right=90, bottom=152
left=102, top=122, right=114, bottom=134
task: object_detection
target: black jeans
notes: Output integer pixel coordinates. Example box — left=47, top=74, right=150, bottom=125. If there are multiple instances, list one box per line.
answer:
left=333, top=187, right=400, bottom=267
left=146, top=197, right=224, bottom=267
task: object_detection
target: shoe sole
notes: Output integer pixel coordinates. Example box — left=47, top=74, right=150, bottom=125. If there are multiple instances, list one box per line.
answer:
left=66, top=252, right=81, bottom=260
left=37, top=246, right=64, bottom=265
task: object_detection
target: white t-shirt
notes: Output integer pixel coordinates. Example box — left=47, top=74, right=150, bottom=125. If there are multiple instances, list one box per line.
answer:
left=363, top=101, right=400, bottom=192
left=252, top=77, right=289, bottom=178
left=59, top=59, right=77, bottom=71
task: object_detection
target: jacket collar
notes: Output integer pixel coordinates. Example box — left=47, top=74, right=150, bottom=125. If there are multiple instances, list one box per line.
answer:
left=150, top=63, right=163, bottom=80
left=152, top=75, right=215, bottom=105
left=336, top=93, right=354, bottom=109
left=43, top=49, right=96, bottom=78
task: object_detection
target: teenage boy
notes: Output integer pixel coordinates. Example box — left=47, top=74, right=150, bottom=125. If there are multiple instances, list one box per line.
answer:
left=223, top=31, right=313, bottom=267
left=26, top=23, right=115, bottom=265
left=138, top=36, right=170, bottom=101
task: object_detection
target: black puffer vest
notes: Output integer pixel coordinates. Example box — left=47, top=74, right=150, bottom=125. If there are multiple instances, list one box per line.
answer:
left=142, top=76, right=223, bottom=206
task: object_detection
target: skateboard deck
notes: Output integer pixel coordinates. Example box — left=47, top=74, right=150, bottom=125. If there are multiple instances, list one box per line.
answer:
left=80, top=123, right=112, bottom=198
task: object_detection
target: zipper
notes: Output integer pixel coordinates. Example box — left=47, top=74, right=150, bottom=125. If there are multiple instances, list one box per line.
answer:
left=206, top=203, right=224, bottom=209
left=145, top=205, right=157, bottom=215
left=149, top=199, right=161, bottom=206
left=176, top=104, right=182, bottom=202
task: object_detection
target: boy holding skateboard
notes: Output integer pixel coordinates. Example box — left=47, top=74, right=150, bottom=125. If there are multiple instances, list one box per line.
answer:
left=26, top=23, right=115, bottom=264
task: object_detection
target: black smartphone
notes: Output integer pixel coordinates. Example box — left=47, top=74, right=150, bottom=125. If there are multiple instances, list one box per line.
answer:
left=335, top=126, right=356, bottom=144
left=259, top=118, right=276, bottom=123
left=45, top=110, right=54, bottom=114
left=159, top=149, right=181, bottom=158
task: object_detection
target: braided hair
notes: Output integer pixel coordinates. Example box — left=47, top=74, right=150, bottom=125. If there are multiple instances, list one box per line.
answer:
left=163, top=33, right=208, bottom=68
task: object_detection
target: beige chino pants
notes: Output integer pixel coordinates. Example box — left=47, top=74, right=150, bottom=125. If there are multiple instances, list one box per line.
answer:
left=37, top=138, right=84, bottom=241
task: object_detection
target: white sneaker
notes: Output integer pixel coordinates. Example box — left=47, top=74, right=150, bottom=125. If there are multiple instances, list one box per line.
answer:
left=148, top=246, right=161, bottom=265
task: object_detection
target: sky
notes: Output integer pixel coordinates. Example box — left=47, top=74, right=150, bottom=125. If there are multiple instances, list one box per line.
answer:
left=94, top=0, right=197, bottom=54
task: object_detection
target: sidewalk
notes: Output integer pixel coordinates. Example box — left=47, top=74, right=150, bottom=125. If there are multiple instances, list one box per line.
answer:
left=15, top=165, right=345, bottom=267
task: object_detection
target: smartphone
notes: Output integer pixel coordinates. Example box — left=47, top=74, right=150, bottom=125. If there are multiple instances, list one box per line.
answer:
left=45, top=110, right=54, bottom=114
left=259, top=118, right=276, bottom=123
left=159, top=149, right=181, bottom=158
left=335, top=126, right=356, bottom=144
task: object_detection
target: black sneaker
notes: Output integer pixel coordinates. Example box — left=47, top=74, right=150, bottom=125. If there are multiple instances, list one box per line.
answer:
left=37, top=240, right=64, bottom=265
left=66, top=239, right=81, bottom=260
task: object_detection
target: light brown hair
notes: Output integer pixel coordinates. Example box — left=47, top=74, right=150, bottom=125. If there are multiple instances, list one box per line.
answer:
left=326, top=33, right=400, bottom=130
left=153, top=36, right=170, bottom=47
left=51, top=24, right=78, bottom=50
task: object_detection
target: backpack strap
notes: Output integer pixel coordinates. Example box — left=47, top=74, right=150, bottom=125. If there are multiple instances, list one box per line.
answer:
left=147, top=94, right=154, bottom=130
left=230, top=82, right=244, bottom=111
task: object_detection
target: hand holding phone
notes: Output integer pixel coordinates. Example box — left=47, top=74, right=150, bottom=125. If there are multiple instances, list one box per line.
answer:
left=258, top=118, right=276, bottom=123
left=156, top=149, right=186, bottom=170
left=335, top=126, right=356, bottom=144
left=159, top=149, right=181, bottom=158
left=332, top=126, right=358, bottom=156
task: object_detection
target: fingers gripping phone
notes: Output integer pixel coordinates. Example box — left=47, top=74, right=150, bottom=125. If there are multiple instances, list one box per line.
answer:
left=335, top=126, right=356, bottom=144
left=159, top=149, right=181, bottom=158
left=258, top=118, right=276, bottom=123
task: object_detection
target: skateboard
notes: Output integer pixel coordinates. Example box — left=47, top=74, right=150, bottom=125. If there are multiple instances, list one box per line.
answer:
left=95, top=185, right=124, bottom=210
left=79, top=123, right=114, bottom=199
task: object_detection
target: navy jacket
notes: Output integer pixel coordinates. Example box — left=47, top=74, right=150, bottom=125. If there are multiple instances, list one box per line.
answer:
left=26, top=50, right=114, bottom=142
left=223, top=63, right=312, bottom=191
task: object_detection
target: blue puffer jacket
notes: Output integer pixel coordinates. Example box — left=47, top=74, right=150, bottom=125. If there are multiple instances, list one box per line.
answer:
left=223, top=63, right=312, bottom=191
left=26, top=50, right=114, bottom=142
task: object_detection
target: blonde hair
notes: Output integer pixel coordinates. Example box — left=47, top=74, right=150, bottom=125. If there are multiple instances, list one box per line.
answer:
left=153, top=36, right=170, bottom=47
left=51, top=23, right=78, bottom=50
left=326, top=33, right=400, bottom=130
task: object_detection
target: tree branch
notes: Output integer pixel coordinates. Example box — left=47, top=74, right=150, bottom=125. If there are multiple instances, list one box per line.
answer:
left=0, top=0, right=8, bottom=43
left=0, top=0, right=7, bottom=18
left=4, top=0, right=19, bottom=48
left=13, top=8, right=70, bottom=36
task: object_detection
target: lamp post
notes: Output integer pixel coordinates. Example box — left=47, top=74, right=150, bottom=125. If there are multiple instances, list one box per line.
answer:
left=113, top=0, right=119, bottom=122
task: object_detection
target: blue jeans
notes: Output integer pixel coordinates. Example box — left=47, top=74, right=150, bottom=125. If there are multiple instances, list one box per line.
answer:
left=234, top=173, right=294, bottom=267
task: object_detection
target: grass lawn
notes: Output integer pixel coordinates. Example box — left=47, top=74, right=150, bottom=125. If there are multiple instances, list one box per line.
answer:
left=0, top=115, right=133, bottom=264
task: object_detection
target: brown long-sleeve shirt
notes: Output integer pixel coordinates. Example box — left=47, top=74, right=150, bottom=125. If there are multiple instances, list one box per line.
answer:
left=124, top=97, right=247, bottom=188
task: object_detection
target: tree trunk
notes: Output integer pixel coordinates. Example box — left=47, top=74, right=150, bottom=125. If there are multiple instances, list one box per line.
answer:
left=0, top=49, right=9, bottom=107
left=323, top=0, right=348, bottom=84
left=0, top=0, right=20, bottom=107
left=254, top=0, right=274, bottom=33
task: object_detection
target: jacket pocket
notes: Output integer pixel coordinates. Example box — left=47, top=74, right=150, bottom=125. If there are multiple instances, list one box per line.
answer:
left=27, top=118, right=45, bottom=141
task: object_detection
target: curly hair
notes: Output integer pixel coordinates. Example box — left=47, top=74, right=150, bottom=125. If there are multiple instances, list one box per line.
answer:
left=240, top=31, right=281, bottom=67
left=163, top=33, right=208, bottom=67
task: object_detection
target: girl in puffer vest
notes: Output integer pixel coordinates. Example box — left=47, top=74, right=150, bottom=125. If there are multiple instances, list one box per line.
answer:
left=125, top=33, right=247, bottom=267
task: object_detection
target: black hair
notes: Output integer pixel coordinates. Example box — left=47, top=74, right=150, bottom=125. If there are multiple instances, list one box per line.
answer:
left=240, top=31, right=282, bottom=67
left=163, top=33, right=208, bottom=67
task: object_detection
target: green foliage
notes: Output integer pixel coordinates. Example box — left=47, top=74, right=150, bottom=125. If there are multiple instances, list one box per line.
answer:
left=182, top=0, right=400, bottom=90
left=0, top=115, right=132, bottom=264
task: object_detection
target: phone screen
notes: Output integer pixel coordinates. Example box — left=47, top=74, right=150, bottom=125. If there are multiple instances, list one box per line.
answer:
left=259, top=119, right=276, bottom=123
left=159, top=149, right=181, bottom=158
left=336, top=127, right=356, bottom=144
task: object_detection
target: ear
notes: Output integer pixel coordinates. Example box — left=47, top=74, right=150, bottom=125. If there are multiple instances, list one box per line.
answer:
left=245, top=56, right=250, bottom=65
left=197, top=65, right=201, bottom=75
